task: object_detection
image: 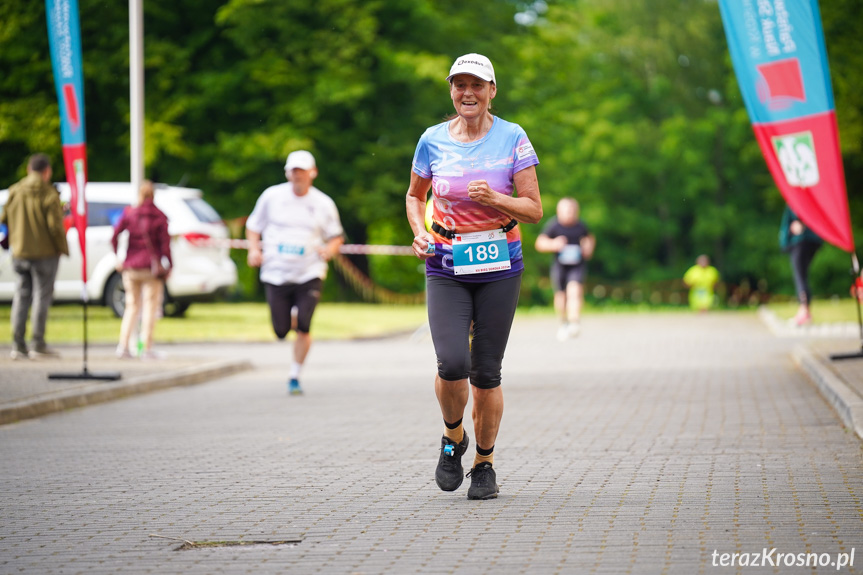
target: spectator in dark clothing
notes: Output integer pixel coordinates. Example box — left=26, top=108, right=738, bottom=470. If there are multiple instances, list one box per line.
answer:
left=779, top=205, right=822, bottom=326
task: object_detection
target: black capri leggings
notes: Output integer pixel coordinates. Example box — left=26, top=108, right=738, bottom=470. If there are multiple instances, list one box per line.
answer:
left=789, top=241, right=821, bottom=305
left=427, top=274, right=522, bottom=389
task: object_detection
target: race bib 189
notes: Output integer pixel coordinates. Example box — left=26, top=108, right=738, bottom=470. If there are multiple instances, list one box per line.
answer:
left=452, top=229, right=511, bottom=275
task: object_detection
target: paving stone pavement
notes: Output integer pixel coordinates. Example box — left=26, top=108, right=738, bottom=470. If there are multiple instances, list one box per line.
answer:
left=1, top=311, right=863, bottom=574
left=0, top=347, right=252, bottom=425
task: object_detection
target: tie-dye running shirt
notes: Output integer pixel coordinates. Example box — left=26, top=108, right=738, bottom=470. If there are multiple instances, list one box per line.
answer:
left=412, top=116, right=540, bottom=282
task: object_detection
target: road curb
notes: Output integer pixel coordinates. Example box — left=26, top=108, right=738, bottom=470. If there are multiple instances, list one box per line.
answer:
left=792, top=345, right=863, bottom=441
left=0, top=359, right=252, bottom=426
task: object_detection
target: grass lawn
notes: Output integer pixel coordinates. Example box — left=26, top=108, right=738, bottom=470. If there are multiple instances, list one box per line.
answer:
left=766, top=297, right=861, bottom=323
left=3, top=297, right=859, bottom=346
left=526, top=297, right=863, bottom=323
left=0, top=302, right=429, bottom=345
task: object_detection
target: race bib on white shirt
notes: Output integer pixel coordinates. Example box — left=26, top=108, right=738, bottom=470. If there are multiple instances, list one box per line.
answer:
left=266, top=227, right=315, bottom=259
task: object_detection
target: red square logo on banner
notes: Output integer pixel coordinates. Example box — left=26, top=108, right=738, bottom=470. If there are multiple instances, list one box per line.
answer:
left=756, top=58, right=806, bottom=110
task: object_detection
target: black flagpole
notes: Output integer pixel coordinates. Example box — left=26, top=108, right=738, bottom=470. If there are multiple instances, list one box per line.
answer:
left=830, top=253, right=863, bottom=361
left=49, top=281, right=121, bottom=381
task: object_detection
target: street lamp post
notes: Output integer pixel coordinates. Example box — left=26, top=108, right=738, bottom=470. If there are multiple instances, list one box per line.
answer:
left=129, top=0, right=144, bottom=192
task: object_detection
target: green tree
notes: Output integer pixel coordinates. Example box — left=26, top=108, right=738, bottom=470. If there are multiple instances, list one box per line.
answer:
left=506, top=0, right=862, bottom=300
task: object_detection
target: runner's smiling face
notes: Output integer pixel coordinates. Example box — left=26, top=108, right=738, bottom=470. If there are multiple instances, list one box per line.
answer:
left=449, top=74, right=496, bottom=119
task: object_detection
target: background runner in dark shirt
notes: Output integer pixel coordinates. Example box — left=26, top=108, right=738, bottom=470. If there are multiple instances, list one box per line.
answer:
left=535, top=197, right=595, bottom=340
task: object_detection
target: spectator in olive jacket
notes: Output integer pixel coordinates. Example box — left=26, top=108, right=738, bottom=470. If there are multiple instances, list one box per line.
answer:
left=1, top=154, right=69, bottom=359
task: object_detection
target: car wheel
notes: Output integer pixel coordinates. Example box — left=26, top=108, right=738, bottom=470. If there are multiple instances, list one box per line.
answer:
left=106, top=274, right=190, bottom=319
left=163, top=299, right=191, bottom=318
left=105, top=272, right=125, bottom=318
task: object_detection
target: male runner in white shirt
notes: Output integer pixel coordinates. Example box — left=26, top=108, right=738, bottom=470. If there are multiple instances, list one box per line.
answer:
left=246, top=150, right=344, bottom=394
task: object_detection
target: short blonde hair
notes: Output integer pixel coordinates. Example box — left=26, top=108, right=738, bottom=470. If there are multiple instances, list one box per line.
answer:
left=138, top=180, right=155, bottom=204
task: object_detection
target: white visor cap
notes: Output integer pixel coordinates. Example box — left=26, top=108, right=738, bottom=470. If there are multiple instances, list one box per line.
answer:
left=446, top=53, right=496, bottom=85
left=284, top=150, right=316, bottom=171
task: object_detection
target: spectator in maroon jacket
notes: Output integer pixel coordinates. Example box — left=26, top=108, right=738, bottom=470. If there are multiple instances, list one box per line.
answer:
left=111, top=180, right=172, bottom=359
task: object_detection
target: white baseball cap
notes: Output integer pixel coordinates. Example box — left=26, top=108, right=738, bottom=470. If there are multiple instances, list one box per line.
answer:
left=284, top=150, right=316, bottom=171
left=446, top=53, right=496, bottom=84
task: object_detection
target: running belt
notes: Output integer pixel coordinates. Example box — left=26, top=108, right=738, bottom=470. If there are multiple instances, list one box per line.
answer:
left=431, top=219, right=518, bottom=240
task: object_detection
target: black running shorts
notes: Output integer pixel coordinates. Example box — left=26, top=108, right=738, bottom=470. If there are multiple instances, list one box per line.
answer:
left=551, top=263, right=587, bottom=292
left=263, top=278, right=323, bottom=338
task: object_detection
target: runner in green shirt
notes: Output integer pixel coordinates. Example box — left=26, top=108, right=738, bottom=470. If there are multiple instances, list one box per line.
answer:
left=683, top=255, right=720, bottom=312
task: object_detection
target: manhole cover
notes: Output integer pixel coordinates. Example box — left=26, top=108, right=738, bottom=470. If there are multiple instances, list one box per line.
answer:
left=150, top=533, right=303, bottom=551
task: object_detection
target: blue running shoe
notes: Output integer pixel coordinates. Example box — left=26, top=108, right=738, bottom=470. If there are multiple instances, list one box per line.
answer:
left=288, top=378, right=303, bottom=395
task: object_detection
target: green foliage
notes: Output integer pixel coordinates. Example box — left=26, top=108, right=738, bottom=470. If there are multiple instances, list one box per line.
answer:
left=0, top=3, right=61, bottom=175
left=365, top=219, right=426, bottom=294
left=506, top=0, right=863, bottom=299
left=1, top=0, right=861, bottom=304
left=0, top=302, right=427, bottom=343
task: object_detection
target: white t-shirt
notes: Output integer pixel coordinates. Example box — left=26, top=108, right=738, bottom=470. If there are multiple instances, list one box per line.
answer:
left=246, top=183, right=343, bottom=285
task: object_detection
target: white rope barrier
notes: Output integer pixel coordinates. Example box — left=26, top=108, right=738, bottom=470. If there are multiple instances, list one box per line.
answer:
left=189, top=237, right=414, bottom=256
left=338, top=244, right=414, bottom=256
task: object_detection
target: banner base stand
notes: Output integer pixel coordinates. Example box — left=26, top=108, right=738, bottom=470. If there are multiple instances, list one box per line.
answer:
left=48, top=296, right=121, bottom=381
left=48, top=370, right=122, bottom=381
left=831, top=255, right=863, bottom=362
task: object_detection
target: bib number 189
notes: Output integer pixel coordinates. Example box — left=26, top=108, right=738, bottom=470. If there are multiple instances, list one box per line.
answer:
left=464, top=243, right=499, bottom=262
left=452, top=229, right=511, bottom=275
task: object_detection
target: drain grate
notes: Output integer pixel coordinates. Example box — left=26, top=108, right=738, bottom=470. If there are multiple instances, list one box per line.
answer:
left=150, top=533, right=303, bottom=551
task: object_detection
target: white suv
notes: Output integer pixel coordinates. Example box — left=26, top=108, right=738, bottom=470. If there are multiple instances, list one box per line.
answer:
left=0, top=182, right=238, bottom=317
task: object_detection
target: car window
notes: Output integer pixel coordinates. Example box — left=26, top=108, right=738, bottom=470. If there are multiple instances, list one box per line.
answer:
left=184, top=198, right=222, bottom=224
left=88, top=203, right=128, bottom=227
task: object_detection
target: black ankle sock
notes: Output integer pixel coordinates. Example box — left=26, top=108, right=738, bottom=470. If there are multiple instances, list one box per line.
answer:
left=474, top=444, right=494, bottom=467
left=443, top=418, right=464, bottom=443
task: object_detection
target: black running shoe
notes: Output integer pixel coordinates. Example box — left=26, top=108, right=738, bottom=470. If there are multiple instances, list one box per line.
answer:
left=435, top=432, right=469, bottom=491
left=466, top=462, right=499, bottom=500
